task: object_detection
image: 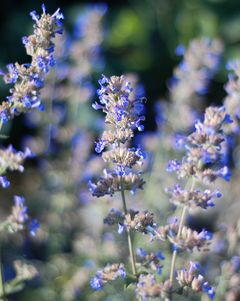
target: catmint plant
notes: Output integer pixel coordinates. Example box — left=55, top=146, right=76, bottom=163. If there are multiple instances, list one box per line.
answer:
left=89, top=74, right=146, bottom=283
left=168, top=38, right=223, bottom=133
left=0, top=4, right=63, bottom=299
left=0, top=4, right=63, bottom=124
left=161, top=106, right=232, bottom=299
left=224, top=59, right=240, bottom=135
left=88, top=73, right=233, bottom=301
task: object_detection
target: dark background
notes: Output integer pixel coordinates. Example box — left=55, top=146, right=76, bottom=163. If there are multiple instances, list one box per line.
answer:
left=1, top=0, right=240, bottom=134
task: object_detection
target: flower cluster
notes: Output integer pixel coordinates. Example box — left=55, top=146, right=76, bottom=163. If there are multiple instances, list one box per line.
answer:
left=168, top=226, right=212, bottom=252
left=104, top=209, right=156, bottom=234
left=103, top=208, right=125, bottom=233
left=136, top=248, right=165, bottom=275
left=165, top=184, right=222, bottom=209
left=159, top=106, right=232, bottom=298
left=0, top=4, right=63, bottom=123
left=155, top=222, right=212, bottom=252
left=224, top=59, right=240, bottom=134
left=89, top=75, right=146, bottom=196
left=13, top=260, right=38, bottom=282
left=70, top=4, right=107, bottom=83
left=40, top=3, right=107, bottom=107
left=5, top=196, right=39, bottom=236
left=90, top=263, right=126, bottom=290
left=225, top=256, right=240, bottom=301
left=136, top=274, right=172, bottom=301
left=0, top=145, right=33, bottom=188
left=176, top=262, right=215, bottom=299
left=167, top=106, right=232, bottom=184
left=124, top=210, right=156, bottom=234
left=168, top=38, right=223, bottom=132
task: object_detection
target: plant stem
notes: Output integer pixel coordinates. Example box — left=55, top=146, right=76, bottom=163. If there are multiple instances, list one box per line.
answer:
left=120, top=177, right=137, bottom=277
left=0, top=246, right=6, bottom=301
left=169, top=178, right=196, bottom=285
left=169, top=205, right=187, bottom=283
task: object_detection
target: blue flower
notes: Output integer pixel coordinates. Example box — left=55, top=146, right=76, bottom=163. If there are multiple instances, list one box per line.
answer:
left=166, top=160, right=180, bottom=172
left=117, top=266, right=126, bottom=278
left=98, top=74, right=109, bottom=86
left=202, top=282, right=215, bottom=299
left=6, top=64, right=19, bottom=83
left=175, top=44, right=185, bottom=56
left=92, top=102, right=104, bottom=110
left=136, top=248, right=147, bottom=258
left=90, top=275, right=103, bottom=290
left=116, top=165, right=126, bottom=176
left=189, top=261, right=201, bottom=273
left=0, top=109, right=10, bottom=124
left=199, top=229, right=213, bottom=241
left=95, top=140, right=106, bottom=153
left=14, top=195, right=28, bottom=223
left=115, top=106, right=126, bottom=121
left=29, top=219, right=40, bottom=236
left=117, top=223, right=125, bottom=234
left=22, top=36, right=28, bottom=45
left=217, top=166, right=231, bottom=181
left=155, top=251, right=165, bottom=260
left=0, top=176, right=10, bottom=188
left=231, top=256, right=240, bottom=272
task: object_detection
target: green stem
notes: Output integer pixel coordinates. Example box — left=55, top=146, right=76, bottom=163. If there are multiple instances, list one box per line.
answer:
left=120, top=177, right=137, bottom=277
left=169, top=206, right=187, bottom=284
left=0, top=117, right=5, bottom=300
left=0, top=246, right=6, bottom=301
left=169, top=178, right=196, bottom=286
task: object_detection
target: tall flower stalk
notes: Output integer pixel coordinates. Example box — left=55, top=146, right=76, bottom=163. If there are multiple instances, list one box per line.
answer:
left=0, top=4, right=63, bottom=299
left=0, top=4, right=63, bottom=123
left=166, top=106, right=232, bottom=298
left=89, top=75, right=146, bottom=277
left=167, top=38, right=223, bottom=133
